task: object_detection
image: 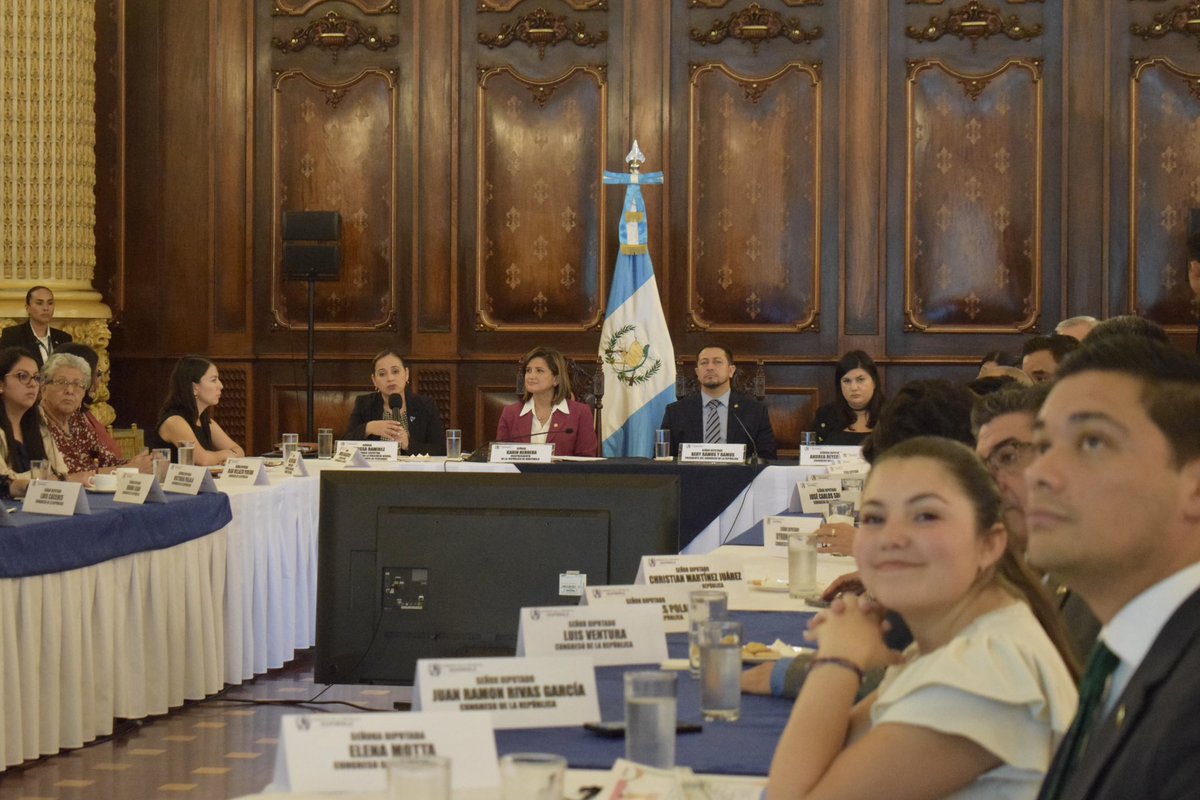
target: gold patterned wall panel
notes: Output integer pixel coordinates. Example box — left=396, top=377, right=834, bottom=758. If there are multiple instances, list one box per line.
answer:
left=271, top=68, right=397, bottom=331
left=1130, top=57, right=1200, bottom=327
left=475, top=64, right=607, bottom=331
left=273, top=0, right=398, bottom=15
left=687, top=61, right=822, bottom=332
left=904, top=59, right=1043, bottom=332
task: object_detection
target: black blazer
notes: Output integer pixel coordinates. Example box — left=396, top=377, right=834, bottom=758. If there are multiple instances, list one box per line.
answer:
left=1038, top=585, right=1200, bottom=799
left=659, top=390, right=776, bottom=459
left=345, top=390, right=446, bottom=456
left=0, top=322, right=72, bottom=368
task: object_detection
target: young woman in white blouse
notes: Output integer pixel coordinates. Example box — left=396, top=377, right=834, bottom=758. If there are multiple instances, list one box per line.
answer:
left=767, top=436, right=1079, bottom=800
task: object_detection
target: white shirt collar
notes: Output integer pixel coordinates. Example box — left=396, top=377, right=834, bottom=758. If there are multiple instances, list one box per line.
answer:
left=1102, top=559, right=1200, bottom=671
left=519, top=397, right=570, bottom=417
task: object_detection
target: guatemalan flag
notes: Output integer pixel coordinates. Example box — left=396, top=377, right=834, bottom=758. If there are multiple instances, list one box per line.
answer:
left=599, top=142, right=676, bottom=458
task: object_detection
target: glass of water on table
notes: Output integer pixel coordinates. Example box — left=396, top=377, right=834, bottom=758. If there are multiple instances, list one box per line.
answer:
left=698, top=619, right=743, bottom=721
left=623, top=670, right=677, bottom=769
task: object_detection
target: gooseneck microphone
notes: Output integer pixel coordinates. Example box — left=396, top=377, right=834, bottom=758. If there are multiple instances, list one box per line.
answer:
left=387, top=393, right=405, bottom=421
left=730, top=407, right=763, bottom=466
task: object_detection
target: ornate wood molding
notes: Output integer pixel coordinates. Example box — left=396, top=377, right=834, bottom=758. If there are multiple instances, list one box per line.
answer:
left=477, top=7, right=608, bottom=60
left=689, top=3, right=823, bottom=54
left=1131, top=3, right=1200, bottom=47
left=905, top=1, right=1043, bottom=50
left=271, top=11, right=399, bottom=62
left=479, top=0, right=608, bottom=10
left=273, top=0, right=398, bottom=15
left=689, top=0, right=823, bottom=6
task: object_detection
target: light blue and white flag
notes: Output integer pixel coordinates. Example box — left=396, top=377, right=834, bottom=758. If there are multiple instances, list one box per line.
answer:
left=599, top=142, right=676, bottom=458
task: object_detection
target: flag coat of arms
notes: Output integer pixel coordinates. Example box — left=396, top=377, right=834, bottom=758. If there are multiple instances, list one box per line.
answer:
left=599, top=142, right=676, bottom=458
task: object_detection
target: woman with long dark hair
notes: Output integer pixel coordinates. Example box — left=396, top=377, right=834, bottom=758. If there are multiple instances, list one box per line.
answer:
left=809, top=351, right=884, bottom=446
left=149, top=356, right=244, bottom=466
left=0, top=347, right=69, bottom=496
left=767, top=437, right=1078, bottom=799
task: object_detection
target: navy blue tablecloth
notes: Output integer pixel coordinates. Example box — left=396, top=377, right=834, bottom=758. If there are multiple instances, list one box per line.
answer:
left=517, top=459, right=770, bottom=550
left=495, top=610, right=813, bottom=775
left=0, top=491, right=233, bottom=578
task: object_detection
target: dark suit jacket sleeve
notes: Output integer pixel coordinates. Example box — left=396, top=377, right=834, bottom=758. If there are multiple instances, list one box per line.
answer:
left=345, top=393, right=381, bottom=440
left=742, top=395, right=777, bottom=460
left=406, top=393, right=445, bottom=455
left=0, top=325, right=20, bottom=349
left=53, top=328, right=72, bottom=348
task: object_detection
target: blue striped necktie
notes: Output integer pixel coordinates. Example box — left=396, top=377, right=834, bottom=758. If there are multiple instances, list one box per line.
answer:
left=704, top=398, right=721, bottom=443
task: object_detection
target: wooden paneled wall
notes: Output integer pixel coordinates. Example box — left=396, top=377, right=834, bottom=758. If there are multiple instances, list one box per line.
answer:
left=94, top=0, right=1200, bottom=455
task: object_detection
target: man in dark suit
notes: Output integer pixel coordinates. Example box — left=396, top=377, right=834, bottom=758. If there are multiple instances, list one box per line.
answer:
left=659, top=344, right=776, bottom=460
left=1027, top=337, right=1200, bottom=800
left=0, top=285, right=72, bottom=367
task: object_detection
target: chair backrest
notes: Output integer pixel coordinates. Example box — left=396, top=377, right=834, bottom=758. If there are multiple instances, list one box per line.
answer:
left=675, top=359, right=767, bottom=401
left=512, top=357, right=603, bottom=410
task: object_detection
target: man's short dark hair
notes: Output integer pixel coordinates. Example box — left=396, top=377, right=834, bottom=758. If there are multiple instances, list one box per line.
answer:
left=697, top=344, right=734, bottom=363
left=1087, top=314, right=1171, bottom=345
left=971, top=383, right=1051, bottom=437
left=1021, top=334, right=1079, bottom=363
left=1056, top=337, right=1200, bottom=467
left=861, top=378, right=976, bottom=463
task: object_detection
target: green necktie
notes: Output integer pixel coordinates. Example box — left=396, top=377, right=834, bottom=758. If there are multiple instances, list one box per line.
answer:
left=1040, top=640, right=1120, bottom=800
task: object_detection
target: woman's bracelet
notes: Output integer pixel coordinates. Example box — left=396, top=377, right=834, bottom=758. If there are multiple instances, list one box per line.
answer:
left=808, top=656, right=865, bottom=683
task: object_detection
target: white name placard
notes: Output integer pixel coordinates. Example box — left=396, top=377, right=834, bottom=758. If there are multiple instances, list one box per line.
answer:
left=489, top=443, right=554, bottom=463
left=330, top=446, right=371, bottom=468
left=635, top=554, right=744, bottom=589
left=679, top=443, right=746, bottom=464
left=516, top=605, right=668, bottom=666
left=800, top=444, right=863, bottom=467
left=283, top=450, right=308, bottom=477
left=163, top=464, right=218, bottom=495
left=763, top=515, right=824, bottom=557
left=220, top=457, right=271, bottom=486
left=798, top=477, right=846, bottom=515
left=336, top=440, right=397, bottom=462
left=114, top=474, right=167, bottom=505
left=22, top=480, right=90, bottom=516
left=581, top=584, right=693, bottom=634
left=270, top=711, right=498, bottom=794
left=412, top=656, right=599, bottom=729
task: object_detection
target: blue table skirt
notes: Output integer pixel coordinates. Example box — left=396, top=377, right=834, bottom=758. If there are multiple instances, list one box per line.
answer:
left=495, top=610, right=814, bottom=775
left=0, top=491, right=233, bottom=578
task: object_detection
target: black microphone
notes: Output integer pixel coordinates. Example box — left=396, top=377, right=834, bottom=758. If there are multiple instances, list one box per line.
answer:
left=387, top=393, right=405, bottom=421
left=464, top=427, right=575, bottom=462
left=730, top=406, right=763, bottom=466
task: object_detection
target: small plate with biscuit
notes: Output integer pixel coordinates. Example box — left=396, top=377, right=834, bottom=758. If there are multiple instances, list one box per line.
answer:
left=741, top=639, right=810, bottom=663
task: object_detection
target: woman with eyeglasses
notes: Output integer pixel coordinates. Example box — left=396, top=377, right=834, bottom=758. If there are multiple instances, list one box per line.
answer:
left=149, top=356, right=244, bottom=466
left=55, top=342, right=123, bottom=459
left=0, top=346, right=69, bottom=497
left=40, top=352, right=152, bottom=476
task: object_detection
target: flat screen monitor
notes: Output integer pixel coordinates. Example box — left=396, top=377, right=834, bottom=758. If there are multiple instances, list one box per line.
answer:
left=315, top=471, right=680, bottom=685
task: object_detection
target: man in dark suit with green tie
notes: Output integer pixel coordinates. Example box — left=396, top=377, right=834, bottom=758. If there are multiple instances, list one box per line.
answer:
left=1027, top=337, right=1200, bottom=800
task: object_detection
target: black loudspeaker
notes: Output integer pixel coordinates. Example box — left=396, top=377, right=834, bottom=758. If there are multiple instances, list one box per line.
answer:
left=282, top=243, right=342, bottom=281
left=282, top=210, right=342, bottom=242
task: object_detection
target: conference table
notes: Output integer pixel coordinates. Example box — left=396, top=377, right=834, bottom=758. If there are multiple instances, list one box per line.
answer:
left=0, top=456, right=826, bottom=773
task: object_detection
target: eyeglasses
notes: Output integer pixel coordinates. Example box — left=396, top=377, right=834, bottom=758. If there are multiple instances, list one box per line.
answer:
left=5, top=371, right=41, bottom=386
left=45, top=377, right=87, bottom=392
left=983, top=440, right=1037, bottom=476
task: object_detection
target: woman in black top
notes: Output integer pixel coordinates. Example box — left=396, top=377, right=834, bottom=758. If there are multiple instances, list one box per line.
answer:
left=150, top=355, right=244, bottom=465
left=809, top=351, right=884, bottom=446
left=345, top=348, right=446, bottom=455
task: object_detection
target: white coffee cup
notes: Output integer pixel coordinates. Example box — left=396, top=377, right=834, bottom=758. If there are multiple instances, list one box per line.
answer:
left=91, top=473, right=118, bottom=491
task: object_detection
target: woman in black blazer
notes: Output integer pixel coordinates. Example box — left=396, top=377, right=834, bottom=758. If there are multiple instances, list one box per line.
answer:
left=345, top=349, right=446, bottom=455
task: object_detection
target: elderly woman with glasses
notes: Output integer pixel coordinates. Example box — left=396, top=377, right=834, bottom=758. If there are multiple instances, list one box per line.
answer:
left=0, top=346, right=69, bottom=498
left=40, top=352, right=152, bottom=476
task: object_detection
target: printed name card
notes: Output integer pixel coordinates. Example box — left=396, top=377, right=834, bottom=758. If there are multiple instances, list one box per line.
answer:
left=22, top=480, right=91, bottom=516
left=800, top=444, right=863, bottom=467
left=635, top=554, right=744, bottom=589
left=270, top=711, right=498, bottom=793
left=330, top=446, right=371, bottom=468
left=679, top=443, right=747, bottom=464
left=413, top=656, right=599, bottom=729
left=162, top=464, right=219, bottom=495
left=283, top=450, right=308, bottom=477
left=220, top=458, right=271, bottom=486
left=489, top=443, right=554, bottom=463
left=516, top=605, right=668, bottom=666
left=798, top=477, right=862, bottom=516
left=114, top=474, right=167, bottom=505
left=335, top=440, right=397, bottom=463
left=581, top=584, right=693, bottom=634
left=763, top=515, right=824, bottom=557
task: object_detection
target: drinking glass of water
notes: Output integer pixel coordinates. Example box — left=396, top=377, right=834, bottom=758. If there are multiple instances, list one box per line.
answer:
left=387, top=754, right=450, bottom=800
left=281, top=432, right=299, bottom=462
left=654, top=428, right=671, bottom=460
left=788, top=531, right=818, bottom=598
left=499, top=753, right=566, bottom=800
left=176, top=442, right=195, bottom=466
left=317, top=428, right=334, bottom=459
left=623, top=670, right=677, bottom=768
left=688, top=590, right=728, bottom=677
left=698, top=619, right=743, bottom=721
